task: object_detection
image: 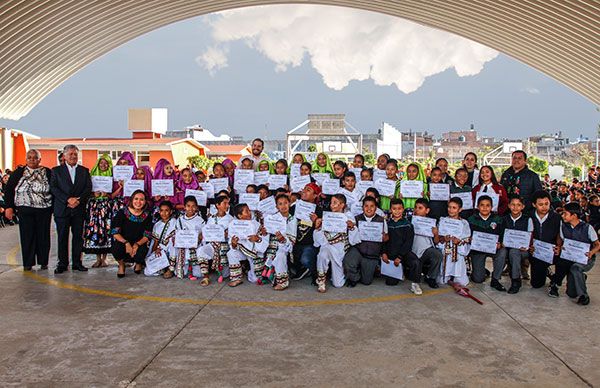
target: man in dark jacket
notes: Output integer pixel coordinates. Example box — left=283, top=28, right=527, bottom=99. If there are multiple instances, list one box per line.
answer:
left=500, top=150, right=542, bottom=212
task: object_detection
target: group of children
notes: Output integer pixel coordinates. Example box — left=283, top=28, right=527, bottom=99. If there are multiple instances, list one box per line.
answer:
left=84, top=151, right=597, bottom=306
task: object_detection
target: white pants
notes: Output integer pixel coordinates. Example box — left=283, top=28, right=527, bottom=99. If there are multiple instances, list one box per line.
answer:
left=438, top=255, right=469, bottom=286
left=317, top=243, right=346, bottom=288
left=227, top=249, right=258, bottom=283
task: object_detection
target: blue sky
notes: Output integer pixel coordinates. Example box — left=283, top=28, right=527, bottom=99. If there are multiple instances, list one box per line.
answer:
left=0, top=6, right=597, bottom=140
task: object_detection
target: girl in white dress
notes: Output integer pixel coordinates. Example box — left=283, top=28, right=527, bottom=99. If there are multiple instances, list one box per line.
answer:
left=263, top=194, right=297, bottom=290
left=437, top=197, right=471, bottom=286
left=174, top=196, right=205, bottom=281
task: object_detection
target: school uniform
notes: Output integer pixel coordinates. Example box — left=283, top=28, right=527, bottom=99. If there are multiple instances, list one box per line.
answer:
left=467, top=213, right=505, bottom=283
left=174, top=214, right=205, bottom=279
left=144, top=218, right=176, bottom=276
left=410, top=219, right=443, bottom=284
left=227, top=219, right=269, bottom=284
left=530, top=210, right=561, bottom=288
left=450, top=183, right=473, bottom=219
left=437, top=218, right=471, bottom=286
left=496, top=213, right=533, bottom=282
left=343, top=213, right=387, bottom=285
left=383, top=217, right=419, bottom=285
left=554, top=221, right=597, bottom=298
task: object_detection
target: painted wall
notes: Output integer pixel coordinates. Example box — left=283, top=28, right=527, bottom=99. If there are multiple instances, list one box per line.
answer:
left=149, top=151, right=173, bottom=169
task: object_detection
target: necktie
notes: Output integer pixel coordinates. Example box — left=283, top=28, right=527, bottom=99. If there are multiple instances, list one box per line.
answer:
left=483, top=185, right=488, bottom=193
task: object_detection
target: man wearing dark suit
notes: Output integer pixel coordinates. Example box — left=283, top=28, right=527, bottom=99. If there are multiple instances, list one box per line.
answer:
left=49, top=145, right=92, bottom=273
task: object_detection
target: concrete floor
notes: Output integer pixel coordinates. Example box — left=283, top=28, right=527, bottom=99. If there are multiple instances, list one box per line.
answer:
left=0, top=225, right=598, bottom=387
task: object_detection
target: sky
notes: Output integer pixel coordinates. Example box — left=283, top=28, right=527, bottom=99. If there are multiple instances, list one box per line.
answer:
left=0, top=5, right=597, bottom=140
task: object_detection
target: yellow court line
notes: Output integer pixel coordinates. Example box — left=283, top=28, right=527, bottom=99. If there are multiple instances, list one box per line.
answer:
left=7, top=245, right=451, bottom=307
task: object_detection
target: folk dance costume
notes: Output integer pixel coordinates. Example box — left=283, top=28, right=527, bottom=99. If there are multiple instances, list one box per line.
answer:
left=314, top=212, right=360, bottom=291
left=227, top=220, right=269, bottom=284
left=437, top=218, right=471, bottom=286
left=144, top=217, right=176, bottom=276
left=174, top=214, right=205, bottom=279
left=264, top=215, right=297, bottom=289
left=196, top=213, right=234, bottom=282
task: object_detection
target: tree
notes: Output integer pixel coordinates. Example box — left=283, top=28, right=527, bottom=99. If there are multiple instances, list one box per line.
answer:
left=188, top=155, right=219, bottom=171
left=363, top=150, right=375, bottom=166
left=572, top=166, right=582, bottom=179
left=527, top=156, right=549, bottom=175
left=307, top=144, right=317, bottom=152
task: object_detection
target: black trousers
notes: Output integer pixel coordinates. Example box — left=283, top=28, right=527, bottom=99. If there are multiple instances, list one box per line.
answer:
left=385, top=251, right=421, bottom=285
left=17, top=206, right=52, bottom=267
left=530, top=256, right=552, bottom=288
left=111, top=240, right=148, bottom=264
left=55, top=214, right=85, bottom=269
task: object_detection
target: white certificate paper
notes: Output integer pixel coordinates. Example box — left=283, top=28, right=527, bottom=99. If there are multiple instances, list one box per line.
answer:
left=350, top=167, right=363, bottom=179
left=238, top=193, right=260, bottom=211
left=503, top=229, right=532, bottom=249
left=475, top=191, right=500, bottom=212
left=258, top=196, right=277, bottom=215
left=234, top=170, right=255, bottom=192
left=357, top=180, right=374, bottom=195
left=175, top=230, right=198, bottom=248
left=411, top=216, right=436, bottom=237
left=294, top=200, right=316, bottom=222
left=268, top=174, right=287, bottom=189
left=199, top=182, right=215, bottom=199
left=92, top=176, right=113, bottom=193
left=228, top=219, right=255, bottom=240
left=438, top=217, right=464, bottom=237
left=380, top=259, right=403, bottom=280
left=112, top=165, right=134, bottom=181
left=311, top=173, right=331, bottom=186
left=254, top=171, right=269, bottom=185
left=185, top=189, right=207, bottom=206
left=264, top=213, right=287, bottom=236
left=202, top=224, right=225, bottom=242
left=124, top=179, right=145, bottom=197
left=373, top=169, right=387, bottom=182
left=533, top=239, right=555, bottom=264
left=291, top=175, right=311, bottom=193
left=322, top=211, right=348, bottom=233
left=471, top=231, right=499, bottom=254
left=321, top=178, right=340, bottom=195
left=151, top=179, right=174, bottom=197
left=451, top=192, right=473, bottom=210
left=375, top=178, right=396, bottom=197
left=210, top=177, right=229, bottom=194
left=561, top=238, right=590, bottom=265
left=400, top=180, right=423, bottom=198
left=358, top=221, right=383, bottom=242
left=145, top=251, right=170, bottom=274
left=290, top=163, right=301, bottom=178
left=429, top=183, right=450, bottom=201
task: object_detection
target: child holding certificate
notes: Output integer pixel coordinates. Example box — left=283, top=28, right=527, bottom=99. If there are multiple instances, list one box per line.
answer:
left=174, top=196, right=206, bottom=281
left=467, top=195, right=505, bottom=290
left=450, top=168, right=473, bottom=219
left=263, top=194, right=297, bottom=290
left=549, top=202, right=598, bottom=305
left=529, top=190, right=561, bottom=290
left=410, top=198, right=442, bottom=293
left=196, top=195, right=233, bottom=285
left=344, top=197, right=388, bottom=286
left=152, top=159, right=178, bottom=221
left=145, top=201, right=176, bottom=278
left=497, top=195, right=533, bottom=294
left=378, top=159, right=401, bottom=213
left=399, top=162, right=428, bottom=216
left=427, top=167, right=448, bottom=220
left=437, top=197, right=471, bottom=286
left=227, top=203, right=269, bottom=287
left=314, top=194, right=360, bottom=293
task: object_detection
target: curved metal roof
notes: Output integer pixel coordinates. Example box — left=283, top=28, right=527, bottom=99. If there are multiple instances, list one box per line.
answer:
left=1, top=0, right=598, bottom=120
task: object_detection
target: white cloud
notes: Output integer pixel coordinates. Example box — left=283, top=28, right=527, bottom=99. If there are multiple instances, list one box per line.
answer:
left=198, top=5, right=498, bottom=93
left=521, top=86, right=541, bottom=94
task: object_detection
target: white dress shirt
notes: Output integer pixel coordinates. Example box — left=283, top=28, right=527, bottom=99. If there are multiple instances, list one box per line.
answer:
left=66, top=163, right=77, bottom=184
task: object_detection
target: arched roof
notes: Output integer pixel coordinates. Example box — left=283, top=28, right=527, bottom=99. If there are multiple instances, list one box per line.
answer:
left=1, top=0, right=598, bottom=120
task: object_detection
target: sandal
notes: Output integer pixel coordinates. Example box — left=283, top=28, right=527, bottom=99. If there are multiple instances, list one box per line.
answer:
left=163, top=269, right=174, bottom=279
left=228, top=280, right=243, bottom=287
left=200, top=277, right=210, bottom=287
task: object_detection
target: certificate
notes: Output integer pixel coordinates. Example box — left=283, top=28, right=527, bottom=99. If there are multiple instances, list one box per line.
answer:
left=357, top=180, right=374, bottom=195
left=321, top=178, right=340, bottom=195
left=400, top=180, right=423, bottom=198
left=475, top=191, right=500, bottom=212
left=112, top=165, right=134, bottom=181
left=503, top=229, right=532, bottom=249
left=375, top=178, right=396, bottom=197
left=322, top=211, right=348, bottom=233
left=151, top=179, right=174, bottom=197
left=268, top=174, right=287, bottom=189
left=258, top=196, right=277, bottom=215
left=533, top=239, right=555, bottom=264
left=92, top=176, right=113, bottom=193
left=175, top=230, right=198, bottom=248
left=199, top=182, right=215, bottom=198
left=358, top=221, right=383, bottom=242
left=350, top=167, right=363, bottom=179
left=350, top=201, right=364, bottom=217
left=380, top=259, right=403, bottom=280
left=438, top=217, right=464, bottom=237
left=210, top=177, right=229, bottom=193
left=264, top=213, right=287, bottom=236
left=411, top=216, right=436, bottom=237
left=373, top=169, right=387, bottom=182
left=202, top=224, right=225, bottom=242
left=451, top=192, right=473, bottom=210
left=291, top=175, right=311, bottom=193
left=339, top=188, right=358, bottom=205
left=311, top=173, right=330, bottom=186
left=124, top=179, right=145, bottom=197
left=289, top=163, right=301, bottom=178
left=429, top=183, right=450, bottom=201
left=228, top=219, right=255, bottom=240
left=294, top=200, right=316, bottom=222
left=238, top=193, right=260, bottom=211
left=234, top=169, right=254, bottom=192
left=561, top=238, right=590, bottom=265
left=145, top=251, right=170, bottom=274
left=254, top=171, right=269, bottom=185
left=471, top=231, right=499, bottom=254
left=185, top=189, right=207, bottom=206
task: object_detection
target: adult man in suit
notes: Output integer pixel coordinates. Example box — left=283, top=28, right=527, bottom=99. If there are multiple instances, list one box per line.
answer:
left=50, top=144, right=92, bottom=273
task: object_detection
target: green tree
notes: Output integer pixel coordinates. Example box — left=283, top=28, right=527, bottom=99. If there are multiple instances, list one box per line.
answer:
left=527, top=156, right=549, bottom=175
left=363, top=150, right=375, bottom=166
left=188, top=155, right=219, bottom=171
left=572, top=166, right=582, bottom=179
left=307, top=144, right=317, bottom=152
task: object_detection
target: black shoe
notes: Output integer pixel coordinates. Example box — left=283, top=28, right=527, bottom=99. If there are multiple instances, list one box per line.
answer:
left=292, top=268, right=309, bottom=281
left=346, top=280, right=357, bottom=288
left=507, top=279, right=521, bottom=294
left=23, top=266, right=32, bottom=271
left=117, top=273, right=126, bottom=278
left=425, top=276, right=439, bottom=289
left=577, top=295, right=590, bottom=305
left=490, top=278, right=506, bottom=292
left=54, top=267, right=67, bottom=274
left=548, top=283, right=559, bottom=298
left=40, top=265, right=48, bottom=270
left=72, top=263, right=88, bottom=272
left=484, top=269, right=491, bottom=278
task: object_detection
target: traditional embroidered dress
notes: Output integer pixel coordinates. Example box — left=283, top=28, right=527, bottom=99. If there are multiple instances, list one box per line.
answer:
left=174, top=214, right=205, bottom=279
left=227, top=219, right=269, bottom=284
left=436, top=218, right=471, bottom=286
left=144, top=217, right=176, bottom=276
left=314, top=212, right=360, bottom=289
left=263, top=214, right=297, bottom=289
left=196, top=213, right=234, bottom=281
left=83, top=154, right=113, bottom=254
left=112, top=152, right=138, bottom=213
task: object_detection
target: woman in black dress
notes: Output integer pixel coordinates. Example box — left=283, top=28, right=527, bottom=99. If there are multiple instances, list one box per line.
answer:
left=111, top=190, right=152, bottom=278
